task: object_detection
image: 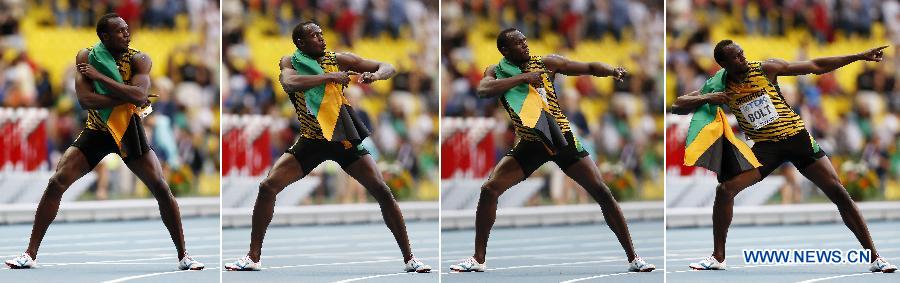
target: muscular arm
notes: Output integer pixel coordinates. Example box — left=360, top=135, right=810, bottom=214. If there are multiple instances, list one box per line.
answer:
left=74, top=49, right=130, bottom=109
left=279, top=56, right=338, bottom=93
left=762, top=46, right=888, bottom=78
left=77, top=51, right=152, bottom=105
left=475, top=65, right=540, bottom=98
left=335, top=52, right=396, bottom=82
left=670, top=90, right=729, bottom=115
left=542, top=54, right=625, bottom=79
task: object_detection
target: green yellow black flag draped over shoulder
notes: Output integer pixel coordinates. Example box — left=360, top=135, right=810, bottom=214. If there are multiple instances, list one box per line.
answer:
left=88, top=42, right=145, bottom=158
left=495, top=57, right=567, bottom=149
left=683, top=69, right=761, bottom=181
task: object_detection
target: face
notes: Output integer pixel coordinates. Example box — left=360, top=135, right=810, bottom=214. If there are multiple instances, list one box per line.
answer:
left=721, top=44, right=749, bottom=74
left=100, top=17, right=131, bottom=52
left=500, top=31, right=530, bottom=63
left=298, top=24, right=327, bottom=58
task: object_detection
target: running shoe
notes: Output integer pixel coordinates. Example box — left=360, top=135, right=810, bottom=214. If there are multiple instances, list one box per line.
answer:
left=689, top=256, right=726, bottom=270
left=628, top=256, right=656, bottom=272
left=404, top=256, right=432, bottom=273
left=870, top=257, right=897, bottom=273
left=178, top=253, right=205, bottom=270
left=224, top=255, right=261, bottom=271
left=5, top=253, right=35, bottom=269
left=449, top=257, right=486, bottom=272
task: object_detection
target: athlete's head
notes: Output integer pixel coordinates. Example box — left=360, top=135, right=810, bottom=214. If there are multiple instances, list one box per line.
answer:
left=293, top=21, right=326, bottom=58
left=96, top=13, right=130, bottom=53
left=713, top=39, right=749, bottom=74
left=497, top=28, right=530, bottom=63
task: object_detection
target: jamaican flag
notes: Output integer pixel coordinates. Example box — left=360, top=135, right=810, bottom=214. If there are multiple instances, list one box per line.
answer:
left=291, top=50, right=369, bottom=145
left=495, top=57, right=567, bottom=149
left=683, top=69, right=761, bottom=181
left=88, top=42, right=147, bottom=158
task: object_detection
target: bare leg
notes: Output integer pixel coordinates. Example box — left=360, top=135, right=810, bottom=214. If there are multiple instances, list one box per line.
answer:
left=711, top=169, right=761, bottom=262
left=344, top=155, right=414, bottom=262
left=799, top=157, right=879, bottom=261
left=25, top=147, right=93, bottom=259
left=125, top=149, right=188, bottom=259
left=472, top=156, right=525, bottom=264
left=562, top=157, right=639, bottom=261
left=247, top=153, right=305, bottom=262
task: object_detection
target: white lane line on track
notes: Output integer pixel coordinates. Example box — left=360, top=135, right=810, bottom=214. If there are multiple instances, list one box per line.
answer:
left=38, top=254, right=218, bottom=267
left=794, top=272, right=876, bottom=283
left=329, top=272, right=414, bottom=283
left=441, top=256, right=663, bottom=275
left=256, top=256, right=438, bottom=270
left=441, top=246, right=663, bottom=263
left=2, top=244, right=219, bottom=258
left=558, top=269, right=664, bottom=283
left=100, top=267, right=217, bottom=283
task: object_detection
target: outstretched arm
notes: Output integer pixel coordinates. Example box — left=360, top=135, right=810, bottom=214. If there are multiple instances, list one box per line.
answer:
left=74, top=49, right=132, bottom=109
left=336, top=52, right=396, bottom=84
left=76, top=51, right=152, bottom=105
left=476, top=65, right=545, bottom=98
left=542, top=54, right=626, bottom=81
left=279, top=56, right=353, bottom=93
left=762, top=46, right=888, bottom=77
left=670, top=90, right=730, bottom=115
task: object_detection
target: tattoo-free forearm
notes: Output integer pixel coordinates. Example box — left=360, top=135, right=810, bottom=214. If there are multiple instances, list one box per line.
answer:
left=670, top=93, right=710, bottom=115
left=281, top=74, right=333, bottom=93
left=588, top=62, right=616, bottom=77
left=92, top=75, right=148, bottom=104
left=78, top=91, right=130, bottom=109
left=809, top=54, right=861, bottom=75
left=477, top=75, right=527, bottom=98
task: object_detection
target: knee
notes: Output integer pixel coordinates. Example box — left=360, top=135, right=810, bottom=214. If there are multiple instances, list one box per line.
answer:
left=480, top=181, right=504, bottom=201
left=715, top=184, right=736, bottom=201
left=46, top=175, right=71, bottom=196
left=258, top=178, right=282, bottom=196
left=367, top=183, right=396, bottom=203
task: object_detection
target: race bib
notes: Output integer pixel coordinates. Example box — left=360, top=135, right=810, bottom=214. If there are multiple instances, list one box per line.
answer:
left=739, top=93, right=779, bottom=129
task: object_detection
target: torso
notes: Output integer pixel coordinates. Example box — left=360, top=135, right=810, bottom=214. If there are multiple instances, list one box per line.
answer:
left=286, top=51, right=341, bottom=140
left=84, top=47, right=140, bottom=132
left=724, top=61, right=805, bottom=142
left=500, top=55, right=572, bottom=142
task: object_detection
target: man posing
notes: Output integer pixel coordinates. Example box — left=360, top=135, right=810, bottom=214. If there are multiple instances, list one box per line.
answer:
left=224, top=21, right=431, bottom=273
left=448, top=28, right=656, bottom=273
left=671, top=39, right=896, bottom=273
left=5, top=13, right=204, bottom=270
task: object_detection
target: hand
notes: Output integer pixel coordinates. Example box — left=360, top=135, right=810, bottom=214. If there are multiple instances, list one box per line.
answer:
left=857, top=45, right=888, bottom=62
left=141, top=93, right=158, bottom=107
left=520, top=71, right=547, bottom=85
left=76, top=63, right=103, bottom=80
left=328, top=71, right=358, bottom=85
left=611, top=67, right=627, bottom=81
left=704, top=92, right=730, bottom=105
left=357, top=72, right=379, bottom=84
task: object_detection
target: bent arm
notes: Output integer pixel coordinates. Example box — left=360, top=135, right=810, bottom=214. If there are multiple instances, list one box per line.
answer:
left=476, top=65, right=528, bottom=98
left=336, top=52, right=396, bottom=80
left=91, top=52, right=152, bottom=104
left=74, top=50, right=129, bottom=109
left=542, top=54, right=618, bottom=77
left=670, top=90, right=711, bottom=115
left=278, top=56, right=334, bottom=93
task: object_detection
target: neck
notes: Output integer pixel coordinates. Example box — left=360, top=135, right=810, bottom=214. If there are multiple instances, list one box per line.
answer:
left=725, top=68, right=746, bottom=83
left=506, top=57, right=528, bottom=70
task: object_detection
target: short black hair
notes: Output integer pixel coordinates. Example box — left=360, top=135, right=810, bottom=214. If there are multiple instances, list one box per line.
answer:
left=713, top=39, right=734, bottom=65
left=496, top=28, right=520, bottom=50
left=292, top=21, right=318, bottom=47
left=96, top=13, right=122, bottom=37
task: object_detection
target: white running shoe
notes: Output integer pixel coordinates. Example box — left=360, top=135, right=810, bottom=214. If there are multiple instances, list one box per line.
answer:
left=224, top=255, right=261, bottom=271
left=178, top=253, right=205, bottom=270
left=870, top=257, right=897, bottom=273
left=5, top=253, right=35, bottom=269
left=404, top=257, right=432, bottom=273
left=628, top=257, right=656, bottom=272
left=689, top=256, right=726, bottom=270
left=449, top=257, right=486, bottom=272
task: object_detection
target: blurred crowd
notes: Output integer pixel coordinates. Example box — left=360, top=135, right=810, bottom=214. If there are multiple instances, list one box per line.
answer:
left=221, top=0, right=440, bottom=203
left=0, top=0, right=220, bottom=199
left=667, top=0, right=900, bottom=202
left=441, top=0, right=665, bottom=203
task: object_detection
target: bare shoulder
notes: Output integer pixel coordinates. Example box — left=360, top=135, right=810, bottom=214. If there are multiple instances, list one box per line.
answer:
left=484, top=64, right=498, bottom=77
left=280, top=56, right=294, bottom=69
left=76, top=48, right=90, bottom=63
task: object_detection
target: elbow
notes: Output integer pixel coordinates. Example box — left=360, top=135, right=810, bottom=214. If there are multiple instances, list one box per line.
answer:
left=475, top=87, right=493, bottom=98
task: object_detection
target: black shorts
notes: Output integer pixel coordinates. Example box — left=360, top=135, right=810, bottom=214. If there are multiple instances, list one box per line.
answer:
left=506, top=131, right=589, bottom=178
left=752, top=129, right=826, bottom=179
left=71, top=128, right=150, bottom=169
left=286, top=137, right=370, bottom=175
